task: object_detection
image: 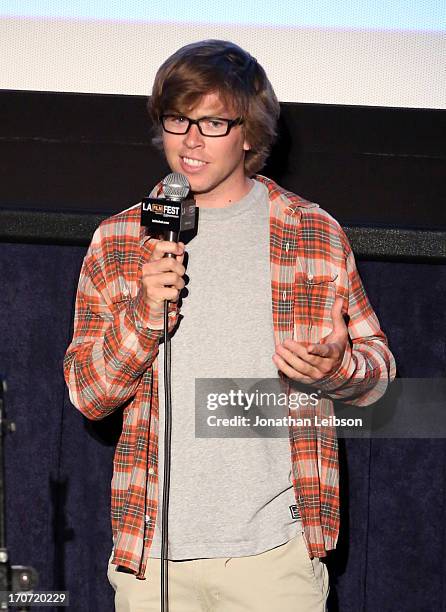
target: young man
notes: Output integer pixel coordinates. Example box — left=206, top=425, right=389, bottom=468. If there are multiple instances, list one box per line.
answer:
left=64, top=40, right=395, bottom=611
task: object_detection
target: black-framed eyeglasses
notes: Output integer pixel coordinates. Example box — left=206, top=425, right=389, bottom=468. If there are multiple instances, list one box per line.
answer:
left=160, top=114, right=244, bottom=137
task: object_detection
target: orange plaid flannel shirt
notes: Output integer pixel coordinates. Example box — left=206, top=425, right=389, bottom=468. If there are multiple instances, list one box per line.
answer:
left=64, top=176, right=395, bottom=578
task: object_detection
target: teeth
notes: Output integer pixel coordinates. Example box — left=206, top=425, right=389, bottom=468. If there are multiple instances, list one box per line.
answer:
left=182, top=157, right=206, bottom=167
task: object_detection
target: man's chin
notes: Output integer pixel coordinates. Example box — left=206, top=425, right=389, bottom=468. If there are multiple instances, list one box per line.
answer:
left=187, top=180, right=214, bottom=196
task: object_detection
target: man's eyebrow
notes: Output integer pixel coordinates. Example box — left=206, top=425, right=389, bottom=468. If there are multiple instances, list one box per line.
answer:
left=163, top=112, right=233, bottom=121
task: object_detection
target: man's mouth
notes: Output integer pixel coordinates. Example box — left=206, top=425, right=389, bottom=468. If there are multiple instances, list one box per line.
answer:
left=181, top=156, right=207, bottom=168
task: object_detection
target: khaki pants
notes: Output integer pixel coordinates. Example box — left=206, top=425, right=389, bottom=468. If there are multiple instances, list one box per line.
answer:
left=107, top=532, right=329, bottom=612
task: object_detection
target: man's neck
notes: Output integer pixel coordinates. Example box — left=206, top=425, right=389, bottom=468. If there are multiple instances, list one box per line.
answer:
left=195, top=177, right=254, bottom=208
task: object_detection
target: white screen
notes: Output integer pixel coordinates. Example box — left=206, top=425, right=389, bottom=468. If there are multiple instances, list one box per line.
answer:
left=0, top=0, right=445, bottom=107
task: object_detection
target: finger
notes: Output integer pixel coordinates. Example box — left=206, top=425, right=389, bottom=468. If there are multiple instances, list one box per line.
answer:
left=151, top=240, right=185, bottom=261
left=307, top=343, right=335, bottom=358
left=157, top=272, right=185, bottom=291
left=175, top=253, right=185, bottom=266
left=272, top=354, right=314, bottom=384
left=150, top=285, right=181, bottom=303
left=141, top=274, right=185, bottom=298
left=175, top=242, right=185, bottom=264
left=275, top=344, right=321, bottom=379
left=281, top=339, right=312, bottom=360
left=277, top=342, right=339, bottom=377
left=281, top=339, right=332, bottom=368
left=165, top=287, right=181, bottom=302
left=330, top=296, right=348, bottom=333
left=143, top=257, right=185, bottom=277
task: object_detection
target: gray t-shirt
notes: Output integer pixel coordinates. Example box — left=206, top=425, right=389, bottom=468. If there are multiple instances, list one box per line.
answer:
left=150, top=180, right=302, bottom=559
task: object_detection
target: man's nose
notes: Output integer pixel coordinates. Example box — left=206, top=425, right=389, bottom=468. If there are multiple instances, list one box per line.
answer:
left=183, top=123, right=204, bottom=147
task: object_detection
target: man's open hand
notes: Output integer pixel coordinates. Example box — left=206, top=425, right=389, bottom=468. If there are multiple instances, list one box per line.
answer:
left=272, top=297, right=349, bottom=384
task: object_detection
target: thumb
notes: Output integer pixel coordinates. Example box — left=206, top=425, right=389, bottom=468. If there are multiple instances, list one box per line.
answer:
left=320, top=296, right=348, bottom=344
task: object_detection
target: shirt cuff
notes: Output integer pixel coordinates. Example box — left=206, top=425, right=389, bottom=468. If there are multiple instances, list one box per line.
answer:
left=316, top=341, right=356, bottom=393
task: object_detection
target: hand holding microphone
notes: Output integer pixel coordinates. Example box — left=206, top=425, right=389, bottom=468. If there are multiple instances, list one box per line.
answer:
left=140, top=173, right=196, bottom=328
left=141, top=240, right=186, bottom=321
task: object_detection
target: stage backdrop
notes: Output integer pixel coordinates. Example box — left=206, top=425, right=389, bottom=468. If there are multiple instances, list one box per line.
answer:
left=0, top=239, right=445, bottom=611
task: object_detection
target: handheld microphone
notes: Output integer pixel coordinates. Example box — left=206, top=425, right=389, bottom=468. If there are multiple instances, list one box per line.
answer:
left=140, top=173, right=196, bottom=612
left=141, top=173, right=196, bottom=257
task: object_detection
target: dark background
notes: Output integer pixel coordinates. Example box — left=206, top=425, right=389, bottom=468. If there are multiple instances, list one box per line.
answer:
left=1, top=91, right=445, bottom=229
left=0, top=90, right=445, bottom=611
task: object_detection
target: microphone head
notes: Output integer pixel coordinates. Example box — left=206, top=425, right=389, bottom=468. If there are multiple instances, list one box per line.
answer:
left=162, top=173, right=190, bottom=200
